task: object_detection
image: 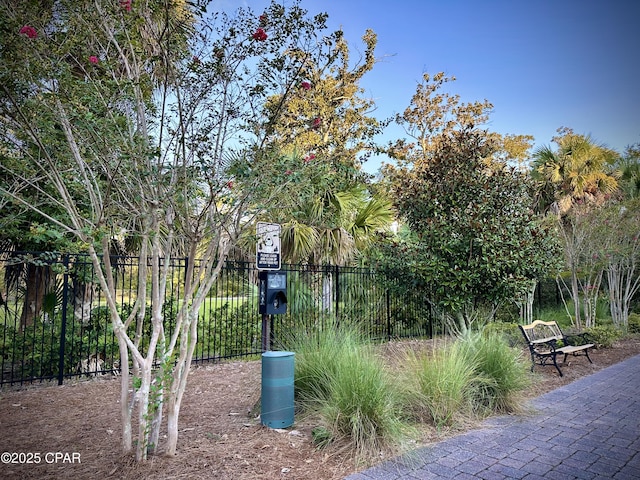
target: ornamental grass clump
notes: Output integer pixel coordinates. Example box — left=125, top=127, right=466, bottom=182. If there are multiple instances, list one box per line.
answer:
left=318, top=344, right=407, bottom=457
left=282, top=319, right=365, bottom=408
left=399, top=341, right=478, bottom=427
left=458, top=330, right=531, bottom=415
left=282, top=319, right=409, bottom=457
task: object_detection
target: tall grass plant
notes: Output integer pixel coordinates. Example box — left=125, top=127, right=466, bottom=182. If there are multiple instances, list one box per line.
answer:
left=280, top=318, right=365, bottom=407
left=458, top=330, right=530, bottom=414
left=319, top=344, right=408, bottom=457
left=399, top=341, right=478, bottom=427
left=280, top=319, right=410, bottom=457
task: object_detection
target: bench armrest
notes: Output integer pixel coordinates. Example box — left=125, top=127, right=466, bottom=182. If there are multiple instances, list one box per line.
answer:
left=530, top=338, right=560, bottom=353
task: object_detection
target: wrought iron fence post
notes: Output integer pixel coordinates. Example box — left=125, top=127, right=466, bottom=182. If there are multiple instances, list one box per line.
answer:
left=57, top=253, right=70, bottom=386
left=334, top=265, right=340, bottom=320
left=386, top=288, right=391, bottom=341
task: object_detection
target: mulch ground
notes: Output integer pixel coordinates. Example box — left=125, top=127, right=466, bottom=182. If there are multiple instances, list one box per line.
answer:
left=1, top=337, right=639, bottom=480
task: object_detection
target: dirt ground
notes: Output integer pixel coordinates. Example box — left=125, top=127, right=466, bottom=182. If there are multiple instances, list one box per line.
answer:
left=1, top=337, right=639, bottom=480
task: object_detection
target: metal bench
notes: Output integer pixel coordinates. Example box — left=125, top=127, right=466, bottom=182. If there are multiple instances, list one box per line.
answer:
left=519, top=320, right=594, bottom=377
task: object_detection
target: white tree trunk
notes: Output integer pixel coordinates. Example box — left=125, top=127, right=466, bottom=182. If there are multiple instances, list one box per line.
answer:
left=608, top=259, right=640, bottom=330
left=165, top=312, right=198, bottom=456
left=118, top=341, right=132, bottom=453
left=135, top=362, right=153, bottom=461
left=517, top=280, right=537, bottom=324
left=578, top=266, right=604, bottom=329
left=322, top=272, right=333, bottom=313
left=570, top=269, right=582, bottom=329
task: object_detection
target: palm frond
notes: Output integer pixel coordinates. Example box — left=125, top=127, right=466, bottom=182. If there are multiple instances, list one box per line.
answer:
left=281, top=221, right=319, bottom=264
left=317, top=227, right=354, bottom=265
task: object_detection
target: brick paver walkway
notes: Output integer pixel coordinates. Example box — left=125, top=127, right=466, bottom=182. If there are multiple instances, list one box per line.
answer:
left=345, top=354, right=640, bottom=479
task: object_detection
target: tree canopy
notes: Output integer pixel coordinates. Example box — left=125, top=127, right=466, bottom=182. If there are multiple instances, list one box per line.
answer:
left=380, top=74, right=561, bottom=331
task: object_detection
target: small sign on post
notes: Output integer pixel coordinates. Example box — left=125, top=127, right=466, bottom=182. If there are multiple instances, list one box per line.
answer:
left=256, top=222, right=281, bottom=271
left=256, top=222, right=282, bottom=351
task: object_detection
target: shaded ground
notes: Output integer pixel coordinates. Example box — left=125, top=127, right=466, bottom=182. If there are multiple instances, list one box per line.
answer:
left=1, top=337, right=639, bottom=480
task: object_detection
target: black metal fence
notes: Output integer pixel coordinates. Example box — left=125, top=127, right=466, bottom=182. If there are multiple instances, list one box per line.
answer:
left=0, top=252, right=437, bottom=387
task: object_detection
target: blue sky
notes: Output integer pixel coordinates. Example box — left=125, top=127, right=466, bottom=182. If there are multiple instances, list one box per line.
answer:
left=230, top=0, right=640, bottom=173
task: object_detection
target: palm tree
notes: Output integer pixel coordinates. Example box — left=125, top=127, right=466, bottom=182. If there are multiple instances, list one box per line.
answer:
left=278, top=185, right=393, bottom=313
left=280, top=185, right=394, bottom=266
left=531, top=131, right=620, bottom=215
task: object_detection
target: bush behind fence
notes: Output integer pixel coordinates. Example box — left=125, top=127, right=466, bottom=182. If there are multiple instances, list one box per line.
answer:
left=0, top=252, right=436, bottom=387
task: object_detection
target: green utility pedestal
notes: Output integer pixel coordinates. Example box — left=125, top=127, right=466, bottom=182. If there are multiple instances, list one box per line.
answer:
left=261, top=351, right=294, bottom=428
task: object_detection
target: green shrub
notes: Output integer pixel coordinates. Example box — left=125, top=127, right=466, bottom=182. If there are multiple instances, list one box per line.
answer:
left=595, top=298, right=612, bottom=322
left=0, top=320, right=60, bottom=380
left=536, top=302, right=614, bottom=330
left=197, top=299, right=261, bottom=359
left=628, top=313, right=640, bottom=334
left=483, top=321, right=524, bottom=347
left=534, top=307, right=573, bottom=327
left=0, top=304, right=121, bottom=382
left=585, top=324, right=623, bottom=348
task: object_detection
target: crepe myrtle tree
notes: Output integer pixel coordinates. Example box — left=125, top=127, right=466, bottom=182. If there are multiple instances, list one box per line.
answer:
left=554, top=203, right=610, bottom=330
left=603, top=199, right=640, bottom=330
left=555, top=198, right=640, bottom=331
left=0, top=0, right=359, bottom=460
left=381, top=73, right=561, bottom=332
left=572, top=199, right=640, bottom=331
